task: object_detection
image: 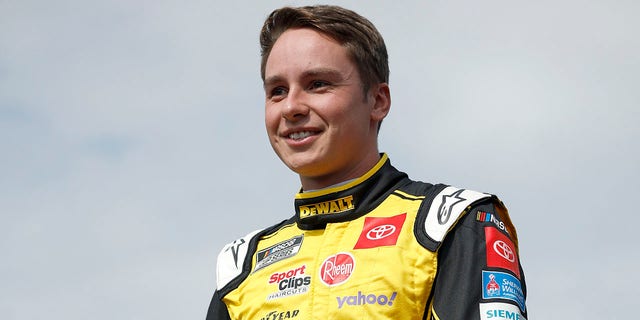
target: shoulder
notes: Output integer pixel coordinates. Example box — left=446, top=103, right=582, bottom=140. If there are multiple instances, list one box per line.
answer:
left=215, top=228, right=263, bottom=291
left=414, top=184, right=503, bottom=251
left=215, top=218, right=294, bottom=292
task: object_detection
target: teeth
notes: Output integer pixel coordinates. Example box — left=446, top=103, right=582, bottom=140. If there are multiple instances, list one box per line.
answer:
left=289, top=131, right=314, bottom=140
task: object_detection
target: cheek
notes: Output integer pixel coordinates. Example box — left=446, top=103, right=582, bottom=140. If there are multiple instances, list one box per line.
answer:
left=330, top=98, right=370, bottom=128
left=264, top=105, right=279, bottom=132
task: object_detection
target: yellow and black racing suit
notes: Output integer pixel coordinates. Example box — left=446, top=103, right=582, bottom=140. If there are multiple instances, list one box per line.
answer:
left=206, top=154, right=527, bottom=320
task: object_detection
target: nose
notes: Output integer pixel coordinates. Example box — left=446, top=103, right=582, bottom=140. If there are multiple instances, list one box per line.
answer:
left=282, top=88, right=309, bottom=121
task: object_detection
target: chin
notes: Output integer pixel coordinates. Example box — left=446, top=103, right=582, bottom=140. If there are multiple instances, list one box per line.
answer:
left=282, top=154, right=325, bottom=175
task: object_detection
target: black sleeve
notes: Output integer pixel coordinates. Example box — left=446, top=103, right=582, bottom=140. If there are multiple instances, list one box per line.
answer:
left=429, top=201, right=527, bottom=320
left=206, top=290, right=231, bottom=320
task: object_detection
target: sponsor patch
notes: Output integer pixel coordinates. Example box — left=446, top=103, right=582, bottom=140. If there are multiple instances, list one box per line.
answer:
left=319, top=252, right=355, bottom=286
left=480, top=302, right=527, bottom=320
left=482, top=271, right=526, bottom=312
left=476, top=210, right=507, bottom=233
left=424, top=187, right=489, bottom=243
left=267, top=265, right=311, bottom=300
left=299, top=195, right=354, bottom=218
left=354, top=213, right=406, bottom=249
left=254, top=235, right=303, bottom=272
left=485, top=227, right=520, bottom=278
left=336, top=291, right=397, bottom=309
left=259, top=309, right=300, bottom=320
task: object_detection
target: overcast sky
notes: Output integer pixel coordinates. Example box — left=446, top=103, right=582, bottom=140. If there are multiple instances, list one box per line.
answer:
left=1, top=0, right=638, bottom=319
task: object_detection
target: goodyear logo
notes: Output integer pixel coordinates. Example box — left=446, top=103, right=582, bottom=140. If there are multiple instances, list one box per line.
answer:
left=299, top=195, right=354, bottom=218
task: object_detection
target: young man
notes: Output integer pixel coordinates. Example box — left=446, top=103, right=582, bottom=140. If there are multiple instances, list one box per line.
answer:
left=207, top=5, right=527, bottom=320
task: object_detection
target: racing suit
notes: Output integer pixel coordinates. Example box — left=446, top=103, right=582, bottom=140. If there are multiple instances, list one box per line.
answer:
left=206, top=154, right=527, bottom=319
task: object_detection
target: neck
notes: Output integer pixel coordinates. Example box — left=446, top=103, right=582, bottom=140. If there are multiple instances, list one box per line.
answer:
left=299, top=151, right=382, bottom=191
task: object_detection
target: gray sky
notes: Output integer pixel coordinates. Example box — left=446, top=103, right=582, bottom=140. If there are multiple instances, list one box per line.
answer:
left=1, top=0, right=638, bottom=319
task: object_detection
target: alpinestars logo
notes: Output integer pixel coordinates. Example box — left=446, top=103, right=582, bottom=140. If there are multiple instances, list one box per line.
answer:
left=224, top=238, right=245, bottom=268
left=437, top=189, right=466, bottom=224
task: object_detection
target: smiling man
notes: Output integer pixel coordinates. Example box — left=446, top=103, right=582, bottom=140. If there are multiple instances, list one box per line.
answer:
left=263, top=27, right=388, bottom=191
left=206, top=5, right=527, bottom=320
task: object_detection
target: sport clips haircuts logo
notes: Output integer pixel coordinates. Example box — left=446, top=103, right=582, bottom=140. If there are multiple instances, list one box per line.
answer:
left=267, top=265, right=311, bottom=300
left=319, top=252, right=355, bottom=286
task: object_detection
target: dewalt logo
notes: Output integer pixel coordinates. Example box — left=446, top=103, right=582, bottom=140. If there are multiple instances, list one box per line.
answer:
left=299, top=195, right=355, bottom=218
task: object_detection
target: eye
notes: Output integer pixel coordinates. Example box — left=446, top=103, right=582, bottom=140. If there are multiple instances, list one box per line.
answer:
left=309, top=80, right=330, bottom=90
left=268, top=86, right=287, bottom=100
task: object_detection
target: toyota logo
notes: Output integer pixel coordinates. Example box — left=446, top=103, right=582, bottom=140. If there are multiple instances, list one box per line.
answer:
left=493, top=240, right=515, bottom=262
left=366, top=224, right=396, bottom=240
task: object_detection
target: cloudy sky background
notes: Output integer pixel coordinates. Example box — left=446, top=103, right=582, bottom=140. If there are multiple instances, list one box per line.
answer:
left=1, top=0, right=638, bottom=319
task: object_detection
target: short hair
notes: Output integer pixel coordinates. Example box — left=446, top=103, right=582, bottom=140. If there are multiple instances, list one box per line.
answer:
left=259, top=5, right=389, bottom=92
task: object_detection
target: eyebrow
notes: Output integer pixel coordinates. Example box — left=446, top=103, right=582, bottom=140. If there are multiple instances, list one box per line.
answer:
left=263, top=75, right=284, bottom=89
left=263, top=68, right=344, bottom=88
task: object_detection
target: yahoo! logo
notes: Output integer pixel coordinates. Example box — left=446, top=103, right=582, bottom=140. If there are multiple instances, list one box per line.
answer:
left=336, top=291, right=397, bottom=309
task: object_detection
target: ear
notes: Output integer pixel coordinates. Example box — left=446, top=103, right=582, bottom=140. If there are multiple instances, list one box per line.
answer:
left=370, top=83, right=391, bottom=122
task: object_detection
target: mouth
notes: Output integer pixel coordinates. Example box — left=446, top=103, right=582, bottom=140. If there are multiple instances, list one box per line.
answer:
left=283, top=129, right=321, bottom=141
left=288, top=131, right=315, bottom=140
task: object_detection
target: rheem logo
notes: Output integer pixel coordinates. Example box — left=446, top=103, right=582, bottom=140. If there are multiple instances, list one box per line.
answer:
left=319, top=252, right=355, bottom=286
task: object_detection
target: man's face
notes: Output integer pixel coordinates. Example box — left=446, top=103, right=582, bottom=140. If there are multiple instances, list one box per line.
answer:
left=263, top=28, right=388, bottom=190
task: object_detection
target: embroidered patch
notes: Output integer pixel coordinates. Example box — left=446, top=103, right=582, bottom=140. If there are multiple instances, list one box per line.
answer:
left=485, top=227, right=520, bottom=278
left=254, top=235, right=303, bottom=272
left=354, top=213, right=406, bottom=249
